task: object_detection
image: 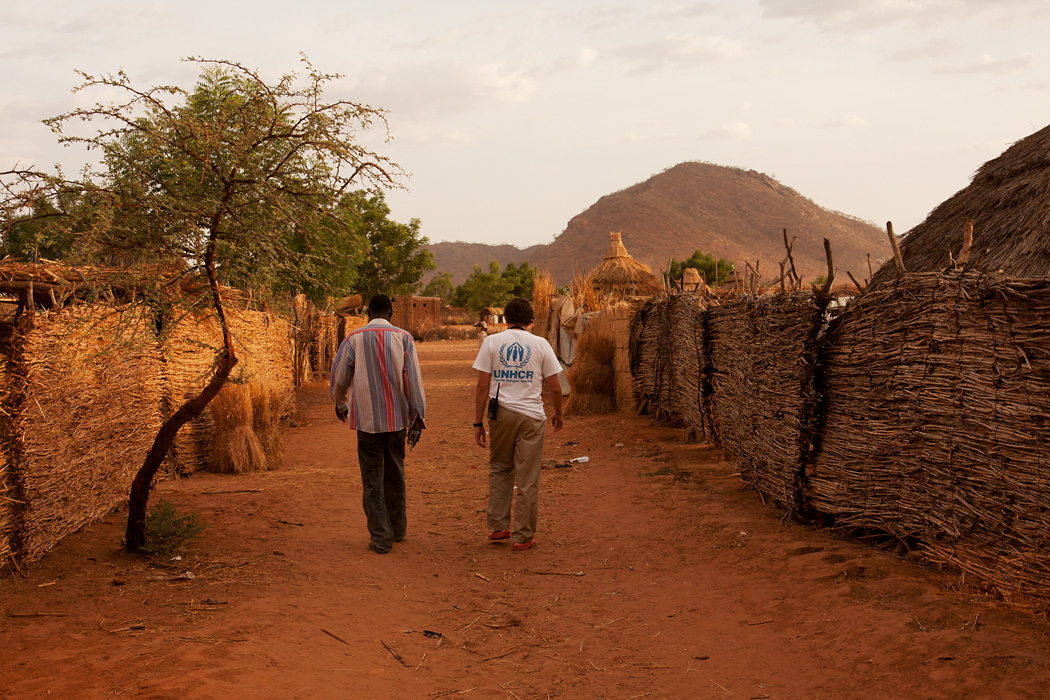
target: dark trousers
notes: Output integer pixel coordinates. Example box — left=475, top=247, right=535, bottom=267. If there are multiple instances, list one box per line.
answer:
left=356, top=429, right=407, bottom=551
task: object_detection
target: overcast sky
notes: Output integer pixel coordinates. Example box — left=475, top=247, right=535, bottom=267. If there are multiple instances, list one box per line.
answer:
left=2, top=1, right=1048, bottom=248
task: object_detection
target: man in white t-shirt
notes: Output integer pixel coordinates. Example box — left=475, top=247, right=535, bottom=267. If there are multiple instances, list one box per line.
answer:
left=473, top=297, right=563, bottom=551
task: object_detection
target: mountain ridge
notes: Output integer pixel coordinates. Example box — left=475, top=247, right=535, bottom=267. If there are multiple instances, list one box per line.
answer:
left=428, top=162, right=889, bottom=286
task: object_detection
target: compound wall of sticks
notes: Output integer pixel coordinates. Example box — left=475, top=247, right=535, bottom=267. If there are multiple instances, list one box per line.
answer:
left=631, top=272, right=1050, bottom=602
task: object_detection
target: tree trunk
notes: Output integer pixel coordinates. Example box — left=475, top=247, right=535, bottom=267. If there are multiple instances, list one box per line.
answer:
left=125, top=232, right=237, bottom=553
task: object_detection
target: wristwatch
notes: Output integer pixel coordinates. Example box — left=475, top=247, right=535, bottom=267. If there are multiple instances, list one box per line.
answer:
left=472, top=422, right=484, bottom=427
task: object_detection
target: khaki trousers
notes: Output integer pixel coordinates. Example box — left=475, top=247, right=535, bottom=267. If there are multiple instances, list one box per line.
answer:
left=487, top=405, right=545, bottom=544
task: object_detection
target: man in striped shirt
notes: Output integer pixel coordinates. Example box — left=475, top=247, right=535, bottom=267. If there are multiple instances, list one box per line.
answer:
left=330, top=294, right=427, bottom=554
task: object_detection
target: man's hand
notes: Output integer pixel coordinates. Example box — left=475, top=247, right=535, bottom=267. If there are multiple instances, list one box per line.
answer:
left=335, top=404, right=348, bottom=423
left=551, top=414, right=564, bottom=433
left=474, top=425, right=487, bottom=448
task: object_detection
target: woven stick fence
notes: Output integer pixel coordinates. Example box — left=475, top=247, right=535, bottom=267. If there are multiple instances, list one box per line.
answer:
left=810, top=271, right=1050, bottom=601
left=630, top=294, right=709, bottom=438
left=707, top=293, right=828, bottom=512
left=13, top=306, right=166, bottom=563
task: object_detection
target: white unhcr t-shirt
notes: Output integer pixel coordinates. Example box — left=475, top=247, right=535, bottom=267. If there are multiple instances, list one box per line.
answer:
left=472, top=329, right=562, bottom=421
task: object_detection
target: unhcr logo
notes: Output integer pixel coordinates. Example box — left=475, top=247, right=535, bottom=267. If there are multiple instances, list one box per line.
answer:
left=499, top=341, right=532, bottom=368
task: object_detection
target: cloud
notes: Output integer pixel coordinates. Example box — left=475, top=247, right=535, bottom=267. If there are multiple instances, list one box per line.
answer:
left=890, top=37, right=958, bottom=61
left=565, top=5, right=636, bottom=33
left=646, top=2, right=727, bottom=21
left=533, top=47, right=599, bottom=79
left=759, top=0, right=935, bottom=27
left=617, top=33, right=744, bottom=73
left=759, top=0, right=1050, bottom=30
left=933, top=52, right=1034, bottom=75
left=349, top=59, right=543, bottom=136
left=626, top=120, right=680, bottom=143
left=698, top=121, right=751, bottom=140
left=817, top=114, right=871, bottom=129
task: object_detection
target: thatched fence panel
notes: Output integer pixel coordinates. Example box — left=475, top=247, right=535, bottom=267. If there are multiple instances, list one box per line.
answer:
left=810, top=272, right=1050, bottom=598
left=164, top=308, right=294, bottom=474
left=0, top=325, right=21, bottom=571
left=630, top=294, right=712, bottom=437
left=13, top=307, right=166, bottom=563
left=706, top=293, right=827, bottom=511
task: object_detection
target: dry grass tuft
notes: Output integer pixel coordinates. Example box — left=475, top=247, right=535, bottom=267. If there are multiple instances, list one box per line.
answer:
left=566, top=329, right=616, bottom=415
left=207, top=383, right=269, bottom=474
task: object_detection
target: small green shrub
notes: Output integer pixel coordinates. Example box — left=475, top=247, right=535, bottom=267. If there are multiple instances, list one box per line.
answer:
left=142, top=499, right=205, bottom=555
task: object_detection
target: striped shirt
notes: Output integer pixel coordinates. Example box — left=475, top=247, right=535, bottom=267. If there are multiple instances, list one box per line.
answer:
left=329, top=318, right=426, bottom=434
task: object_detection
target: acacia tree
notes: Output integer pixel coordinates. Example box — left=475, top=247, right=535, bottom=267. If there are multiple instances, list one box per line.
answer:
left=336, top=190, right=434, bottom=300
left=667, top=249, right=734, bottom=287
left=34, top=58, right=401, bottom=551
left=454, top=260, right=514, bottom=311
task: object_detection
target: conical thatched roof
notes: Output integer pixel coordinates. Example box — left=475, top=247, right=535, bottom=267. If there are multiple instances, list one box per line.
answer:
left=585, top=232, right=664, bottom=300
left=870, top=123, right=1050, bottom=288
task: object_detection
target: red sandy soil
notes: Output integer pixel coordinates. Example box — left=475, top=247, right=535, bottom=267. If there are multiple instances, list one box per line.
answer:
left=3, top=340, right=1050, bottom=700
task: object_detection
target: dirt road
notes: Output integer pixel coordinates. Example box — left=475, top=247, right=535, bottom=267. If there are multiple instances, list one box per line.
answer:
left=2, top=340, right=1049, bottom=699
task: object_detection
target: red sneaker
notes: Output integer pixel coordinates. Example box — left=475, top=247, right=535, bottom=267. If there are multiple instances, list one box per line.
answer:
left=488, top=530, right=511, bottom=541
left=512, top=539, right=536, bottom=551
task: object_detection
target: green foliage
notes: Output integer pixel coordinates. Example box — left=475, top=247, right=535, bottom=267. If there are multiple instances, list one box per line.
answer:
left=667, top=249, right=735, bottom=287
left=500, top=261, right=535, bottom=301
left=455, top=260, right=514, bottom=311
left=1, top=196, right=80, bottom=260
left=421, top=270, right=455, bottom=303
left=336, top=191, right=434, bottom=301
left=141, top=499, right=205, bottom=555
left=812, top=273, right=827, bottom=285
left=27, top=58, right=402, bottom=303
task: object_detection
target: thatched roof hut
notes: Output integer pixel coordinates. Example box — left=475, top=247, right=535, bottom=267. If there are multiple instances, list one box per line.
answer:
left=869, top=123, right=1050, bottom=288
left=585, top=232, right=664, bottom=301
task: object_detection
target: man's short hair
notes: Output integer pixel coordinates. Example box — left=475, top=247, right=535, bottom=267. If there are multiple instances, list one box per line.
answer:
left=503, top=297, right=534, bottom=326
left=368, top=294, right=393, bottom=318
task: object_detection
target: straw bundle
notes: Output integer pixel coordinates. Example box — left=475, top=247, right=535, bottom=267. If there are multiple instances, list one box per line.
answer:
left=532, top=271, right=557, bottom=339
left=570, top=272, right=602, bottom=313
left=206, top=379, right=283, bottom=474
left=810, top=271, right=1050, bottom=600
left=251, top=381, right=284, bottom=471
left=585, top=232, right=664, bottom=303
left=14, top=306, right=166, bottom=563
left=566, top=319, right=616, bottom=415
left=207, top=383, right=265, bottom=474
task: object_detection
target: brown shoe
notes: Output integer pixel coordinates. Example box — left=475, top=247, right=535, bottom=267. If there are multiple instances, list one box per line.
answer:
left=512, top=539, right=536, bottom=551
left=488, top=530, right=511, bottom=541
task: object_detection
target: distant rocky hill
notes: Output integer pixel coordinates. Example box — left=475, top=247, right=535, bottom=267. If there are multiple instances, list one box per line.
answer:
left=428, top=162, right=889, bottom=286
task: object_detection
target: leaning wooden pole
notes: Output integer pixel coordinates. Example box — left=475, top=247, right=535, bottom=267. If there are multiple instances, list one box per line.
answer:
left=886, top=221, right=906, bottom=277
left=783, top=228, right=800, bottom=288
left=958, top=217, right=974, bottom=267
left=820, top=238, right=835, bottom=297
